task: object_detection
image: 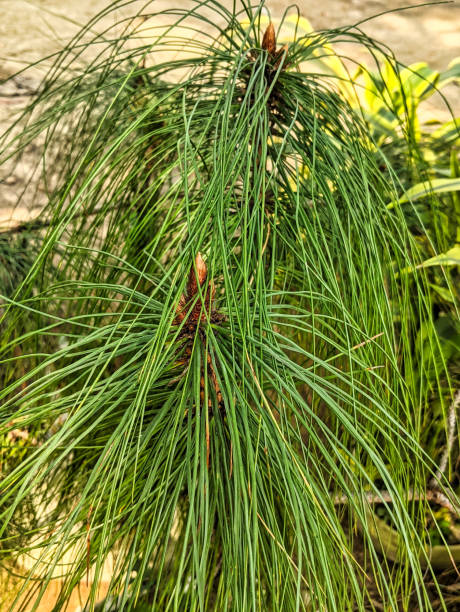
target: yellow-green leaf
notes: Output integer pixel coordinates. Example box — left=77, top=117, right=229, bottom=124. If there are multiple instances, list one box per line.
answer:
left=420, top=246, right=460, bottom=268
left=388, top=178, right=460, bottom=208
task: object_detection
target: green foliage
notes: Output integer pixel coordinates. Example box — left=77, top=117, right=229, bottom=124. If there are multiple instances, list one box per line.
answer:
left=312, top=38, right=460, bottom=471
left=0, top=2, right=459, bottom=610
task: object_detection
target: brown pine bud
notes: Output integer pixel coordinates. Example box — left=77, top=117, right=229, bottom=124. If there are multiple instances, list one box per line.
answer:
left=262, top=22, right=276, bottom=56
left=187, top=252, right=207, bottom=298
left=175, top=293, right=187, bottom=323
left=273, top=44, right=288, bottom=70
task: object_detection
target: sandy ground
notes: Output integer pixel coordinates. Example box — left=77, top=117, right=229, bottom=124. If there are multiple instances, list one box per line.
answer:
left=1, top=0, right=459, bottom=220
left=0, top=1, right=459, bottom=610
left=0, top=1, right=459, bottom=73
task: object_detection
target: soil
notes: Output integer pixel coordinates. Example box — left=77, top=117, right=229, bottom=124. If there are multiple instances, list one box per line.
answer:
left=0, top=1, right=459, bottom=610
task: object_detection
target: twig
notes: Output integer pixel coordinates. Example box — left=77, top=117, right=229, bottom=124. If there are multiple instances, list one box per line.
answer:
left=334, top=487, right=459, bottom=515
left=0, top=77, right=38, bottom=98
left=0, top=91, right=37, bottom=98
left=351, top=332, right=384, bottom=351
left=0, top=204, right=122, bottom=235
left=430, top=389, right=460, bottom=490
left=335, top=391, right=460, bottom=515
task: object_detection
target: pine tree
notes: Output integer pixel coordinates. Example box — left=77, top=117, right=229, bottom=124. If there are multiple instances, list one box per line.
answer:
left=0, top=2, right=458, bottom=610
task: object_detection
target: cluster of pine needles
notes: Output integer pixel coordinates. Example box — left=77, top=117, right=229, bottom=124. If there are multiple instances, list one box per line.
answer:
left=0, top=1, right=458, bottom=610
